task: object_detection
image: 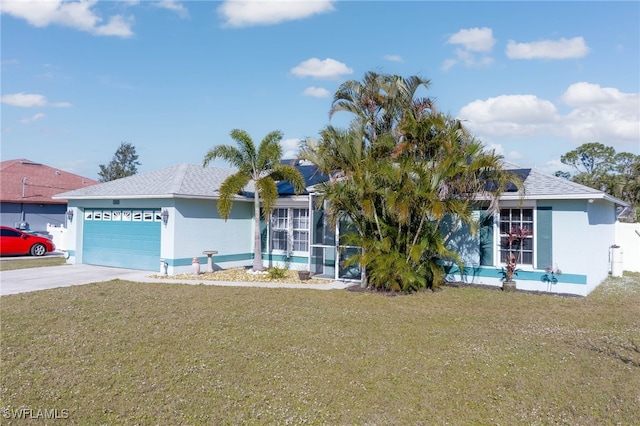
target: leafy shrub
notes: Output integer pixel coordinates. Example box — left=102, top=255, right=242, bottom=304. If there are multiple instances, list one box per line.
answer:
left=267, top=265, right=288, bottom=279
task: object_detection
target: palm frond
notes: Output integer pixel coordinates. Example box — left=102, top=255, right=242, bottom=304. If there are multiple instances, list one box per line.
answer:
left=255, top=177, right=278, bottom=220
left=229, top=129, right=257, bottom=171
left=203, top=145, right=244, bottom=169
left=270, top=165, right=306, bottom=194
left=256, top=130, right=283, bottom=171
left=217, top=173, right=251, bottom=220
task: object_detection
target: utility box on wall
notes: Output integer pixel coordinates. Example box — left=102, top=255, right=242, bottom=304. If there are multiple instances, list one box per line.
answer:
left=610, top=246, right=623, bottom=277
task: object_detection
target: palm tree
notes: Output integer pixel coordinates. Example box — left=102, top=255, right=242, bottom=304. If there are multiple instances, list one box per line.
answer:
left=203, top=129, right=305, bottom=271
left=301, top=71, right=522, bottom=292
left=330, top=71, right=433, bottom=146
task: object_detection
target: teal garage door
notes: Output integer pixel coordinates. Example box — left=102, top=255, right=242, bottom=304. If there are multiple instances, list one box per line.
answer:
left=83, top=209, right=161, bottom=271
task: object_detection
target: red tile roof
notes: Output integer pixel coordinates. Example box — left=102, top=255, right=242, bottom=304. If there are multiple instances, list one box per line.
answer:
left=0, top=159, right=98, bottom=204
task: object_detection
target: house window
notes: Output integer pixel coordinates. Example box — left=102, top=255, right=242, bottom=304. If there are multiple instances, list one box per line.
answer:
left=271, top=208, right=289, bottom=251
left=499, top=208, right=534, bottom=265
left=270, top=208, right=310, bottom=253
left=292, top=209, right=309, bottom=252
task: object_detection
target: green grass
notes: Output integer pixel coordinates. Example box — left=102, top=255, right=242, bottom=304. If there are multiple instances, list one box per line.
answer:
left=0, top=256, right=66, bottom=271
left=1, top=275, right=639, bottom=424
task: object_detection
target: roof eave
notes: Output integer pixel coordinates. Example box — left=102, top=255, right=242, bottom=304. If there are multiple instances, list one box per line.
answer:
left=52, top=193, right=253, bottom=201
left=496, top=193, right=629, bottom=206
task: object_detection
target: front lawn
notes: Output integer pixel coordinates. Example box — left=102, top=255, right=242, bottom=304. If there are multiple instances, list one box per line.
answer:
left=0, top=256, right=66, bottom=271
left=1, top=275, right=638, bottom=424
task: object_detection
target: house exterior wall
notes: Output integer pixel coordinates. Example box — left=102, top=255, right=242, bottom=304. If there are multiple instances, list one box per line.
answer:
left=584, top=199, right=618, bottom=293
left=65, top=198, right=255, bottom=274
left=446, top=199, right=616, bottom=296
left=65, top=199, right=167, bottom=267
left=167, top=199, right=254, bottom=275
left=0, top=202, right=66, bottom=231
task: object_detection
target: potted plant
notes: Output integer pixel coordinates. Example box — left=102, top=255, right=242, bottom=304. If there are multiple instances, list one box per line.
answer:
left=298, top=270, right=311, bottom=280
left=500, top=227, right=532, bottom=292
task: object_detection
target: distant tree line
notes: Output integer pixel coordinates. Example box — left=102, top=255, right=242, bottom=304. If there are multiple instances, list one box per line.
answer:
left=555, top=142, right=640, bottom=219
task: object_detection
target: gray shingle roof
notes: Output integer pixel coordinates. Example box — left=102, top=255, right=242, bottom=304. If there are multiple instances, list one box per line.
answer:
left=53, top=163, right=255, bottom=200
left=53, top=161, right=628, bottom=207
left=501, top=161, right=627, bottom=205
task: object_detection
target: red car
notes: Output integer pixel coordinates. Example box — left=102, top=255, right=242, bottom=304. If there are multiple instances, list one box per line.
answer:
left=0, top=226, right=56, bottom=257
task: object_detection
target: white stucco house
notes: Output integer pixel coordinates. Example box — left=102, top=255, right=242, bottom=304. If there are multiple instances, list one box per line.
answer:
left=54, top=162, right=628, bottom=296
left=445, top=164, right=628, bottom=296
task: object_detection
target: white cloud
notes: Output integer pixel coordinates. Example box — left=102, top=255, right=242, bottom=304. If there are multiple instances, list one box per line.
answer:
left=291, top=58, right=353, bottom=79
left=561, top=82, right=635, bottom=107
left=153, top=0, right=189, bottom=19
left=460, top=95, right=558, bottom=135
left=303, top=86, right=330, bottom=98
left=560, top=82, right=640, bottom=143
left=457, top=83, right=639, bottom=149
left=218, top=0, right=335, bottom=27
left=486, top=143, right=504, bottom=156
left=280, top=138, right=301, bottom=159
left=92, top=15, right=134, bottom=37
left=383, top=54, right=403, bottom=62
left=447, top=27, right=495, bottom=52
left=443, top=27, right=495, bottom=70
left=1, top=93, right=47, bottom=107
left=0, top=0, right=134, bottom=37
left=441, top=58, right=457, bottom=72
left=506, top=151, right=525, bottom=160
left=537, top=159, right=573, bottom=175
left=1, top=92, right=71, bottom=108
left=19, top=113, right=45, bottom=124
left=506, top=37, right=589, bottom=59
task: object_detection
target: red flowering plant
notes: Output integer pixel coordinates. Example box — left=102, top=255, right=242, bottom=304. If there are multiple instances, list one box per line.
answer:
left=502, top=227, right=532, bottom=282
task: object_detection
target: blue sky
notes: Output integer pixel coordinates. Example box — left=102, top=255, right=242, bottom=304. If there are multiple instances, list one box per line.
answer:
left=2, top=0, right=639, bottom=180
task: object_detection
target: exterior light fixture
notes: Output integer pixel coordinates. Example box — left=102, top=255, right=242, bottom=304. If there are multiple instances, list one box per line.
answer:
left=66, top=209, right=74, bottom=222
left=161, top=209, right=169, bottom=225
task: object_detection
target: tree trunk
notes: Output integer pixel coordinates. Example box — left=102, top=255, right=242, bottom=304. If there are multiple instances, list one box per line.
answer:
left=252, top=193, right=264, bottom=271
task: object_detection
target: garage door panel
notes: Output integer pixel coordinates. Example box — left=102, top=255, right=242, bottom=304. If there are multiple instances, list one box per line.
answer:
left=83, top=210, right=160, bottom=271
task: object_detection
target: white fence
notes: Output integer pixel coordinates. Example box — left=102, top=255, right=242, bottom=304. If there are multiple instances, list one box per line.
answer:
left=46, top=223, right=68, bottom=252
left=615, top=222, right=640, bottom=273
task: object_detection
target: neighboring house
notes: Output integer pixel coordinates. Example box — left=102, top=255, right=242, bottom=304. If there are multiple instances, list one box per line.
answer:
left=0, top=159, right=98, bottom=232
left=55, top=161, right=626, bottom=296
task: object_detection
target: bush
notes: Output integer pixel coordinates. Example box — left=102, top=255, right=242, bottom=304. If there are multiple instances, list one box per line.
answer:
left=267, top=265, right=288, bottom=279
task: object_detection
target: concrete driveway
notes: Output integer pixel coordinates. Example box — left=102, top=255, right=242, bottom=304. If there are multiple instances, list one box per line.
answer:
left=0, top=264, right=155, bottom=296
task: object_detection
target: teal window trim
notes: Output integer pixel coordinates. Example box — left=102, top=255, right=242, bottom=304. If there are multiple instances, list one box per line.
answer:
left=444, top=264, right=586, bottom=285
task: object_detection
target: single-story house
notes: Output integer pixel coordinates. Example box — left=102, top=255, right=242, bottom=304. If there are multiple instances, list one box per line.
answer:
left=0, top=159, right=98, bottom=232
left=445, top=163, right=628, bottom=296
left=54, top=161, right=627, bottom=296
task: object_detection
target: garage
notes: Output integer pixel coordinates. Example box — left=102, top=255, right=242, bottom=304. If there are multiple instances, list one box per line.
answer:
left=82, top=209, right=161, bottom=271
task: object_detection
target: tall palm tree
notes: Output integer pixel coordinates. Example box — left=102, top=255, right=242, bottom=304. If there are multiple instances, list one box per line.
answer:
left=203, top=129, right=305, bottom=271
left=302, top=71, right=522, bottom=292
left=330, top=71, right=433, bottom=146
